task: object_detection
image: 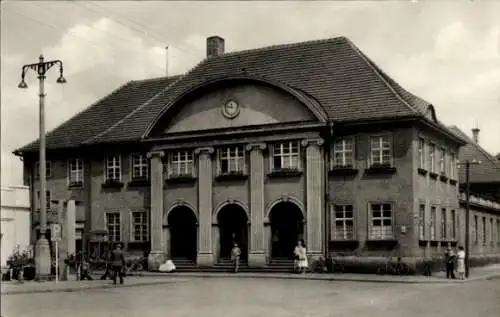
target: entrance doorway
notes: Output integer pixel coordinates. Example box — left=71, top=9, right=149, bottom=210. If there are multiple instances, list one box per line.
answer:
left=168, top=206, right=197, bottom=261
left=269, top=202, right=304, bottom=258
left=217, top=204, right=248, bottom=260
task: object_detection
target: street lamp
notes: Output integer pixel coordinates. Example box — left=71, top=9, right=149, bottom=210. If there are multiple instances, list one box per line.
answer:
left=457, top=159, right=481, bottom=279
left=18, top=55, right=66, bottom=281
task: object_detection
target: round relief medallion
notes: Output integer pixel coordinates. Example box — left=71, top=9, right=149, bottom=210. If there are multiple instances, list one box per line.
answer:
left=221, top=100, right=240, bottom=119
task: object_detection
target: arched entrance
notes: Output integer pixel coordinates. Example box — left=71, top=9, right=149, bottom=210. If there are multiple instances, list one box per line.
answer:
left=217, top=204, right=248, bottom=261
left=269, top=202, right=304, bottom=258
left=168, top=206, right=198, bottom=261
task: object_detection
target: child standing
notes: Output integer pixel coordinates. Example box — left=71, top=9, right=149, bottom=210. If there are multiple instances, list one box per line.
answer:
left=231, top=243, right=241, bottom=273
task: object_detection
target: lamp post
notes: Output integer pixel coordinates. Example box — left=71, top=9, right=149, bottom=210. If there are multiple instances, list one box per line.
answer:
left=457, top=159, right=481, bottom=279
left=18, top=55, right=66, bottom=281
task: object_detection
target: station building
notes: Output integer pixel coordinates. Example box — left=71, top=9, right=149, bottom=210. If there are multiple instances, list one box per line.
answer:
left=14, top=36, right=500, bottom=270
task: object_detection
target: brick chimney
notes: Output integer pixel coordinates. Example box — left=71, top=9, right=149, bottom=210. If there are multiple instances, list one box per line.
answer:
left=206, top=36, right=225, bottom=58
left=472, top=127, right=480, bottom=144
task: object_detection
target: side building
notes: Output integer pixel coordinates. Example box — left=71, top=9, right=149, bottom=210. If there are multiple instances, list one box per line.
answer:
left=13, top=36, right=500, bottom=271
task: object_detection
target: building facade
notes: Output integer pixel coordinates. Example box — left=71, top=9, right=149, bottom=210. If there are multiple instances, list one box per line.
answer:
left=14, top=36, right=500, bottom=270
left=1, top=186, right=31, bottom=267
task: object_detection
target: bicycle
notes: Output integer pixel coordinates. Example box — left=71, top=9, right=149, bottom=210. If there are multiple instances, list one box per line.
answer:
left=377, top=256, right=411, bottom=275
left=124, top=256, right=145, bottom=276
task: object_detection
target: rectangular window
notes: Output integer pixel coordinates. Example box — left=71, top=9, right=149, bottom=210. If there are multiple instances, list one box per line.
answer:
left=272, top=141, right=300, bottom=170
left=218, top=146, right=245, bottom=174
left=131, top=154, right=149, bottom=180
left=429, top=143, right=436, bottom=172
left=168, top=151, right=194, bottom=177
left=36, top=190, right=51, bottom=211
left=430, top=207, right=436, bottom=240
left=369, top=136, right=392, bottom=166
left=474, top=215, right=478, bottom=243
left=68, top=159, right=84, bottom=186
left=482, top=217, right=487, bottom=244
left=490, top=218, right=494, bottom=244
left=131, top=211, right=148, bottom=242
left=333, top=138, right=354, bottom=168
left=105, top=156, right=121, bottom=181
left=419, top=204, right=425, bottom=240
left=451, top=210, right=456, bottom=240
left=35, top=161, right=53, bottom=179
left=450, top=153, right=456, bottom=179
left=441, top=208, right=447, bottom=240
left=105, top=212, right=121, bottom=242
left=418, top=138, right=425, bottom=169
left=439, top=148, right=446, bottom=174
left=332, top=205, right=354, bottom=240
left=369, top=203, right=393, bottom=240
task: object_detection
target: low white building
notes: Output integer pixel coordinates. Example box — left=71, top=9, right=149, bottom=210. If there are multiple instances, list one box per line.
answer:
left=1, top=185, right=31, bottom=267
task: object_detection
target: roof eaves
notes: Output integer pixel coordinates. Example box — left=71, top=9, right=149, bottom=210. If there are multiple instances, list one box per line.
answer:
left=14, top=80, right=136, bottom=155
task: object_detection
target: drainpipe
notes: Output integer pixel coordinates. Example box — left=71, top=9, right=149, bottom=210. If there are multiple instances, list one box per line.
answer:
left=324, top=122, right=334, bottom=258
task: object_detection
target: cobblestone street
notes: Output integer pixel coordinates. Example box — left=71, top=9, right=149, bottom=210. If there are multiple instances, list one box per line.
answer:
left=3, top=277, right=500, bottom=317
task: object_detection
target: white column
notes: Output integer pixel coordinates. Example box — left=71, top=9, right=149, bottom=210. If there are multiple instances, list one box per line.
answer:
left=302, top=138, right=325, bottom=259
left=147, top=151, right=165, bottom=271
left=246, top=143, right=267, bottom=267
left=195, top=147, right=214, bottom=266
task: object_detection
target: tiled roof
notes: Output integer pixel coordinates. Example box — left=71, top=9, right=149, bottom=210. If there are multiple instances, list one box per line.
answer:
left=17, top=36, right=439, bottom=153
left=448, top=126, right=500, bottom=184
left=17, top=76, right=181, bottom=152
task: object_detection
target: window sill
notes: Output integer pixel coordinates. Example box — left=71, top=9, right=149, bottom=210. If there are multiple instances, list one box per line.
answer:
left=449, top=179, right=458, bottom=186
left=68, top=182, right=83, bottom=189
left=165, top=176, right=197, bottom=185
left=365, top=164, right=397, bottom=175
left=328, top=240, right=359, bottom=249
left=417, top=168, right=428, bottom=176
left=366, top=238, right=397, bottom=247
left=102, top=181, right=124, bottom=189
left=267, top=169, right=303, bottom=178
left=429, top=172, right=439, bottom=179
left=215, top=173, right=248, bottom=182
left=128, top=179, right=150, bottom=187
left=329, top=167, right=358, bottom=176
left=439, top=174, right=448, bottom=182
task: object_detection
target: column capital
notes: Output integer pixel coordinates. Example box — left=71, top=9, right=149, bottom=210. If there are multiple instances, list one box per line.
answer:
left=194, top=147, right=214, bottom=156
left=245, top=143, right=267, bottom=152
left=301, top=138, right=324, bottom=147
left=147, top=151, right=165, bottom=159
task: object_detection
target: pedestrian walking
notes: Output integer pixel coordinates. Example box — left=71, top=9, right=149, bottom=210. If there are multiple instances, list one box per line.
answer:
left=456, top=245, right=466, bottom=280
left=294, top=240, right=308, bottom=274
left=231, top=243, right=241, bottom=273
left=444, top=245, right=456, bottom=279
left=109, top=243, right=126, bottom=285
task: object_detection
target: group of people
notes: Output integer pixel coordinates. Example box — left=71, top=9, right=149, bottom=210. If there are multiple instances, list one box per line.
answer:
left=444, top=244, right=466, bottom=280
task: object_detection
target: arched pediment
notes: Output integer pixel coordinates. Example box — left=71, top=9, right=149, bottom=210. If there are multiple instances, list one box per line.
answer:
left=144, top=75, right=327, bottom=137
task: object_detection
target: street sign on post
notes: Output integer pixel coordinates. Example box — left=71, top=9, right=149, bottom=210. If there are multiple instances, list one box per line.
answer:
left=50, top=223, right=61, bottom=242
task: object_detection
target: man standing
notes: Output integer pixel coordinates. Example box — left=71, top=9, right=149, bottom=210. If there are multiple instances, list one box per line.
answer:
left=109, top=243, right=126, bottom=285
left=444, top=245, right=456, bottom=279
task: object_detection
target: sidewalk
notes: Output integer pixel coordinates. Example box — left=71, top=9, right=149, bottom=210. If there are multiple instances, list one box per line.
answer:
left=2, top=264, right=499, bottom=295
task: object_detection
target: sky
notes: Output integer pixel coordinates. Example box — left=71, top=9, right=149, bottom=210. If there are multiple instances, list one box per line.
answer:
left=1, top=1, right=499, bottom=187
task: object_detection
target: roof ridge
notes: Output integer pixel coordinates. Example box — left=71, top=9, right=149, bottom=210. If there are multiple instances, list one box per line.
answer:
left=213, top=36, right=347, bottom=59
left=344, top=38, right=421, bottom=117
left=131, top=74, right=183, bottom=84
left=84, top=59, right=208, bottom=144
left=450, top=126, right=500, bottom=170
left=13, top=80, right=135, bottom=154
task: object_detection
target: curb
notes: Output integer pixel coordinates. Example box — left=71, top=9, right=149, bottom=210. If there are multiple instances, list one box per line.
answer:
left=3, top=272, right=499, bottom=295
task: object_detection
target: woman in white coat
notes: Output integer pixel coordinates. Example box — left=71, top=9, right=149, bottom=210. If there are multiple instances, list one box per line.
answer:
left=294, top=240, right=308, bottom=274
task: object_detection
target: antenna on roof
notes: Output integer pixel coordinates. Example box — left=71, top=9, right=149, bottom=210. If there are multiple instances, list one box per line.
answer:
left=165, top=45, right=169, bottom=77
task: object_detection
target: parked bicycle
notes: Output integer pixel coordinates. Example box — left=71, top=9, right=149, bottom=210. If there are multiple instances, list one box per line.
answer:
left=123, top=256, right=145, bottom=276
left=377, top=256, right=410, bottom=275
